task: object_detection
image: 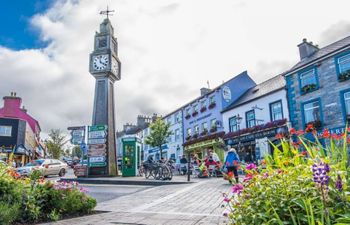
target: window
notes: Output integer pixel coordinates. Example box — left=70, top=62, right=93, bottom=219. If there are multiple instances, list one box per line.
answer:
left=343, top=91, right=350, bottom=116
left=303, top=100, right=321, bottom=124
left=201, top=100, right=206, bottom=108
left=194, top=125, right=199, bottom=134
left=202, top=122, right=208, bottom=131
left=229, top=117, right=238, bottom=132
left=299, top=68, right=317, bottom=93
left=210, top=119, right=217, bottom=128
left=246, top=110, right=255, bottom=128
left=270, top=100, right=283, bottom=121
left=175, top=113, right=181, bottom=123
left=167, top=117, right=171, bottom=125
left=175, top=129, right=180, bottom=141
left=338, top=53, right=350, bottom=73
left=193, top=104, right=198, bottom=113
left=186, top=108, right=190, bottom=116
left=0, top=126, right=12, bottom=137
left=209, top=96, right=215, bottom=104
left=187, top=128, right=192, bottom=136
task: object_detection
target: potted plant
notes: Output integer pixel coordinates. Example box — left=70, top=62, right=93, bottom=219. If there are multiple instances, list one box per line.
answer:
left=339, top=70, right=350, bottom=82
left=301, top=83, right=317, bottom=93
left=210, top=126, right=217, bottom=133
left=208, top=102, right=216, bottom=109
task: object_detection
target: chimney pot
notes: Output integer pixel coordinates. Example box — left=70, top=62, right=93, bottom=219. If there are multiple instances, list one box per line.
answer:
left=298, top=38, right=319, bottom=60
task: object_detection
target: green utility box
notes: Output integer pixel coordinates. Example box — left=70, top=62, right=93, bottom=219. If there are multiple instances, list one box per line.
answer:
left=121, top=137, right=141, bottom=177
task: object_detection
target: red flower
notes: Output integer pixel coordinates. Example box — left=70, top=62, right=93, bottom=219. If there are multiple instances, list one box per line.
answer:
left=322, top=129, right=330, bottom=138
left=289, top=128, right=297, bottom=135
left=347, top=127, right=350, bottom=133
left=301, top=151, right=307, bottom=156
left=331, top=133, right=341, bottom=141
left=227, top=172, right=234, bottom=178
left=292, top=142, right=299, bottom=147
left=296, top=130, right=305, bottom=136
left=275, top=133, right=283, bottom=139
left=306, top=123, right=314, bottom=132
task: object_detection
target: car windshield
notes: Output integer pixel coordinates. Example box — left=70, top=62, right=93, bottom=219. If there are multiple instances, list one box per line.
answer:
left=25, top=159, right=45, bottom=167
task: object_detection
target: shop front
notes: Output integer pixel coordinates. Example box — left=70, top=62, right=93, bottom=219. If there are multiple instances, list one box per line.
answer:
left=183, top=132, right=225, bottom=162
left=224, top=125, right=288, bottom=164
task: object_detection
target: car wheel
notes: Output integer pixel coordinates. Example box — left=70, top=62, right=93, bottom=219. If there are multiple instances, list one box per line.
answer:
left=59, top=169, right=66, bottom=177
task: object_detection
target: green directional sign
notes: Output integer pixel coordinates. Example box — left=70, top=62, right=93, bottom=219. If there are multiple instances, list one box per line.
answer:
left=89, top=162, right=107, bottom=167
left=88, top=125, right=108, bottom=132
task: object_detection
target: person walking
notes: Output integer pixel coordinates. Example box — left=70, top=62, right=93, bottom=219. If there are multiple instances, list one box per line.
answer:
left=224, top=146, right=240, bottom=183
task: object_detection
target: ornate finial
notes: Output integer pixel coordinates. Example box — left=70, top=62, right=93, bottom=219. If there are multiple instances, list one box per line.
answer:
left=100, top=6, right=115, bottom=19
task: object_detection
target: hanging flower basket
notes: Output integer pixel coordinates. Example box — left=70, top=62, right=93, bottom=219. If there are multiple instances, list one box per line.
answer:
left=200, top=107, right=207, bottom=113
left=185, top=114, right=191, bottom=120
left=192, top=111, right=198, bottom=117
left=208, top=102, right=216, bottom=109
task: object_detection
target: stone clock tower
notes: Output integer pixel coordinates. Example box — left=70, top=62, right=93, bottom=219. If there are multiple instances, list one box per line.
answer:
left=89, top=17, right=121, bottom=176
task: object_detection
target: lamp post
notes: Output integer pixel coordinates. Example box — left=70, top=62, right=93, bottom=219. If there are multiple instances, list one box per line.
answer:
left=236, top=114, right=243, bottom=157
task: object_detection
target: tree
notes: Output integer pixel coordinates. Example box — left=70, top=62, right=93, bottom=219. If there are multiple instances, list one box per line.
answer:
left=71, top=146, right=82, bottom=158
left=45, top=129, right=68, bottom=159
left=145, top=118, right=172, bottom=159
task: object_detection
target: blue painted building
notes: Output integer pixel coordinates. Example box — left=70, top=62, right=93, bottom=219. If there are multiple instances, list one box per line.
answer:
left=285, top=37, right=350, bottom=135
left=182, top=71, right=256, bottom=161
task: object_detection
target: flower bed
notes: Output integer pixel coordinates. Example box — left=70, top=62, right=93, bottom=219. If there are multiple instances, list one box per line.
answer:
left=222, top=125, right=350, bottom=224
left=0, top=166, right=96, bottom=224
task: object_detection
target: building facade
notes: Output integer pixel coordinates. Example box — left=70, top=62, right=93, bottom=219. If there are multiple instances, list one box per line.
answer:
left=222, top=75, right=289, bottom=163
left=182, top=71, right=256, bottom=162
left=143, top=109, right=184, bottom=161
left=0, top=92, right=44, bottom=165
left=285, top=37, right=350, bottom=136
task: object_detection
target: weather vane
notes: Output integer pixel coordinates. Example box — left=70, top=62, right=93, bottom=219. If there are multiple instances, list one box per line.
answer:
left=100, top=6, right=115, bottom=19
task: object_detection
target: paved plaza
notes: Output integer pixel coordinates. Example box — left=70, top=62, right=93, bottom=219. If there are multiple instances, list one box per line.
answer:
left=41, top=178, right=231, bottom=225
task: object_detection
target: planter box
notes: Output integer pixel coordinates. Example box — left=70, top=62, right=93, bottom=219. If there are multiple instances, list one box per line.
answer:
left=200, top=107, right=207, bottom=113
left=208, top=102, right=216, bottom=109
left=301, top=83, right=317, bottom=93
left=185, top=114, right=191, bottom=120
left=192, top=111, right=198, bottom=117
left=339, top=70, right=350, bottom=82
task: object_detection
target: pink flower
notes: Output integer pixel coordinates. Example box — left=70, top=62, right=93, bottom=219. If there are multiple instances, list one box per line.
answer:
left=262, top=172, right=269, bottom=179
left=232, top=183, right=244, bottom=194
left=246, top=163, right=257, bottom=170
left=243, top=174, right=253, bottom=182
left=223, top=196, right=230, bottom=202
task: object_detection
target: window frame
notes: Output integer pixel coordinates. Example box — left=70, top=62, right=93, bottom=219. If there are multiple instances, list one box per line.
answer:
left=175, top=129, right=180, bottom=141
left=229, top=116, right=238, bottom=132
left=298, top=67, right=319, bottom=94
left=335, top=50, right=350, bottom=81
left=301, top=98, right=323, bottom=128
left=209, top=95, right=216, bottom=104
left=245, top=110, right=256, bottom=128
left=210, top=119, right=217, bottom=128
left=269, top=100, right=284, bottom=121
left=186, top=128, right=192, bottom=136
left=194, top=125, right=199, bottom=134
left=340, top=88, right=350, bottom=123
left=0, top=125, right=12, bottom=137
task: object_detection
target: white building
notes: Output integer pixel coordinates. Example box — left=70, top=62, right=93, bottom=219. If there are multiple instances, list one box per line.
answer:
left=222, top=75, right=289, bottom=162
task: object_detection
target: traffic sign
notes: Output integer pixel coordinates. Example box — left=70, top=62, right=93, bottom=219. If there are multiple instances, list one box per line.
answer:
left=89, top=125, right=107, bottom=132
left=88, top=149, right=107, bottom=157
left=89, top=156, right=106, bottom=163
left=68, top=126, right=85, bottom=131
left=89, top=162, right=107, bottom=167
left=88, top=138, right=106, bottom=145
left=88, top=130, right=107, bottom=139
left=89, top=144, right=106, bottom=150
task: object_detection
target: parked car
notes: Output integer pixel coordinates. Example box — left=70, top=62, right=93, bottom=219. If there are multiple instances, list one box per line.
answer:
left=16, top=159, right=68, bottom=177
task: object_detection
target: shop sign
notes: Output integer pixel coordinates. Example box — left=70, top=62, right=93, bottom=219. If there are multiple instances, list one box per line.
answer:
left=186, top=138, right=221, bottom=151
left=0, top=147, right=12, bottom=153
left=222, top=86, right=232, bottom=102
left=316, top=126, right=347, bottom=136
left=89, top=162, right=107, bottom=167
left=227, top=127, right=285, bottom=145
left=88, top=125, right=107, bottom=132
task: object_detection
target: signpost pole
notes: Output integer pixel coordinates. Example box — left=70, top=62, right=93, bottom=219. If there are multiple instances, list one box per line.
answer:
left=187, top=151, right=191, bottom=182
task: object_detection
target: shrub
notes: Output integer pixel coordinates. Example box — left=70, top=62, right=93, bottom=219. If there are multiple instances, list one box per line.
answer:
left=222, top=125, right=350, bottom=225
left=0, top=202, right=20, bottom=225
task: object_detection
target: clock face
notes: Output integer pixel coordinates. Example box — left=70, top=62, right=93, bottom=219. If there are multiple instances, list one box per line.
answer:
left=93, top=54, right=109, bottom=71
left=112, top=57, right=119, bottom=75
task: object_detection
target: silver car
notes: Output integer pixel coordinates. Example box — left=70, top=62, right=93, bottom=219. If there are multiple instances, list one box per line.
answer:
left=17, top=159, right=68, bottom=177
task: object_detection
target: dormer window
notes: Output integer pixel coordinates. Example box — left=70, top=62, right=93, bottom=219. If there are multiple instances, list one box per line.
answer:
left=299, top=68, right=318, bottom=94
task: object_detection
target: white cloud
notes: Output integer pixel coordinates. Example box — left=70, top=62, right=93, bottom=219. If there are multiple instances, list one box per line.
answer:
left=1, top=0, right=350, bottom=137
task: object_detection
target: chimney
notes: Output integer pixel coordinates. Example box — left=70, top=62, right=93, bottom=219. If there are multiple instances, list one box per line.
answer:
left=3, top=92, right=22, bottom=110
left=200, top=88, right=211, bottom=96
left=298, top=38, right=319, bottom=60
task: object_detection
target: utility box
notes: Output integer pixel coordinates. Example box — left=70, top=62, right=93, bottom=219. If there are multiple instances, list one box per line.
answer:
left=121, top=137, right=141, bottom=177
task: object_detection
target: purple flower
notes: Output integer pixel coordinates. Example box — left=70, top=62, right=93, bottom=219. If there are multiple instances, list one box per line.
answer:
left=336, top=175, right=343, bottom=191
left=243, top=174, right=253, bottom=182
left=232, top=183, right=244, bottom=194
left=312, top=162, right=330, bottom=185
left=246, top=163, right=257, bottom=170
left=223, top=196, right=230, bottom=202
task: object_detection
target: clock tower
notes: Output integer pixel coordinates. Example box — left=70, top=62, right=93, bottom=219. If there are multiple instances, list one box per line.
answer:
left=89, top=17, right=121, bottom=176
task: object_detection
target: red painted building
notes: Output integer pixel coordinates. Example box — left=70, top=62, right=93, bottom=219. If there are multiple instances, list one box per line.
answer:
left=0, top=92, right=45, bottom=166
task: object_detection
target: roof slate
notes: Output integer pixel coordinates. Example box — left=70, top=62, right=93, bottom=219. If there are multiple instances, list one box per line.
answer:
left=222, top=74, right=285, bottom=112
left=287, top=36, right=350, bottom=74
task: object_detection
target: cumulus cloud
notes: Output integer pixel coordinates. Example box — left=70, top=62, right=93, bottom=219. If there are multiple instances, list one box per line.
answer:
left=1, top=0, right=350, bottom=137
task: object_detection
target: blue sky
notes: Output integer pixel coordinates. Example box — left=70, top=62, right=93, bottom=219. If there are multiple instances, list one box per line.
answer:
left=0, top=0, right=52, bottom=49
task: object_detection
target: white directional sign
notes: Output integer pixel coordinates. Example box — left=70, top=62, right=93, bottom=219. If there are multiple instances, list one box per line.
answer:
left=88, top=130, right=107, bottom=139
left=89, top=156, right=106, bottom=163
left=88, top=150, right=107, bottom=157
left=88, top=138, right=106, bottom=145
left=89, top=144, right=106, bottom=151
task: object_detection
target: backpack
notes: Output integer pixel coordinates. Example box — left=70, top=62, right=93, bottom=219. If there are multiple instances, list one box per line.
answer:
left=225, top=152, right=240, bottom=167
